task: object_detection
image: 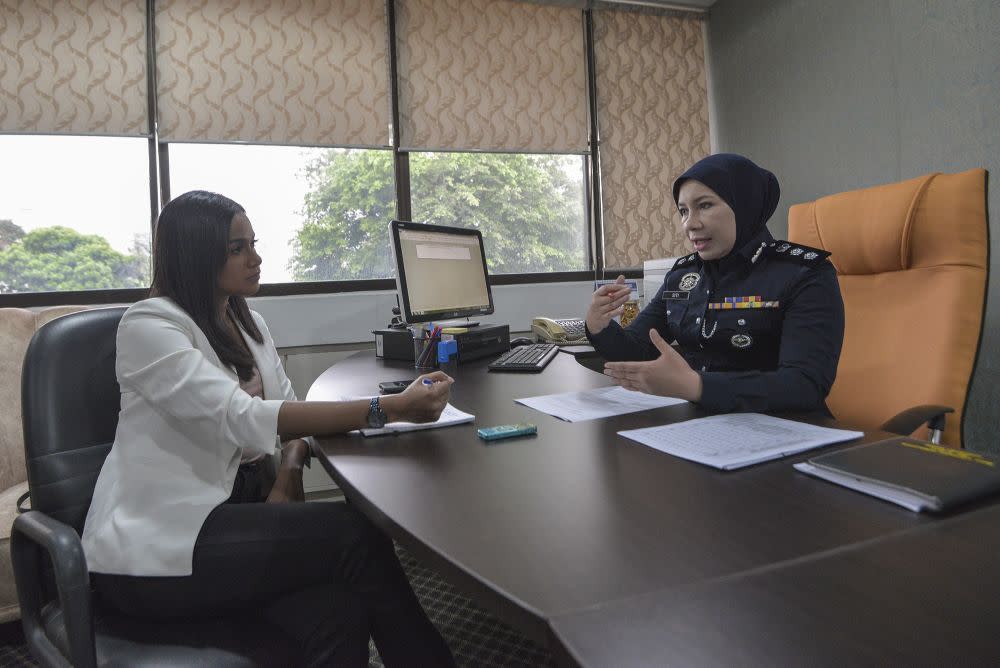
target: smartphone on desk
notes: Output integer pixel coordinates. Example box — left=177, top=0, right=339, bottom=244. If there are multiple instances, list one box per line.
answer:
left=378, top=380, right=414, bottom=394
left=531, top=317, right=586, bottom=344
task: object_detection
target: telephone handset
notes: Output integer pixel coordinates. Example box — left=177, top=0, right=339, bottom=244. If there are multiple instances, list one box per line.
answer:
left=531, top=317, right=586, bottom=343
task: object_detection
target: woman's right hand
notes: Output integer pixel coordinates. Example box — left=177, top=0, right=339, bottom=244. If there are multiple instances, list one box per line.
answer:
left=385, top=371, right=454, bottom=423
left=585, top=274, right=633, bottom=335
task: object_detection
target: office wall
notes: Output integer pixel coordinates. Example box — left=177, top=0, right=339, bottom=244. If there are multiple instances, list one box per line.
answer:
left=707, top=0, right=1000, bottom=452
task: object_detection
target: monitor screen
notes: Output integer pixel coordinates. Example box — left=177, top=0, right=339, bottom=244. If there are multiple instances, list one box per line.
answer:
left=389, top=220, right=495, bottom=324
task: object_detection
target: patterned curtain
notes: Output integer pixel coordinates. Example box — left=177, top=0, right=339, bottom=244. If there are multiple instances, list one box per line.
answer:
left=0, top=0, right=148, bottom=135
left=155, top=0, right=390, bottom=147
left=595, top=10, right=710, bottom=268
left=396, top=0, right=588, bottom=153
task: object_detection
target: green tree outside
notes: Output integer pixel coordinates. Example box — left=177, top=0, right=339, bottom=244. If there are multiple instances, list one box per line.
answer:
left=0, top=224, right=150, bottom=293
left=290, top=150, right=586, bottom=281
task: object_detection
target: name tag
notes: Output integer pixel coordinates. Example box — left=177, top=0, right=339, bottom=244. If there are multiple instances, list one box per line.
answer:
left=662, top=291, right=690, bottom=301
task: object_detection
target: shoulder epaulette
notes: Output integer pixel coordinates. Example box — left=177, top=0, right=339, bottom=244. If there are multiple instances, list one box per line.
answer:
left=672, top=252, right=698, bottom=270
left=763, top=240, right=831, bottom=266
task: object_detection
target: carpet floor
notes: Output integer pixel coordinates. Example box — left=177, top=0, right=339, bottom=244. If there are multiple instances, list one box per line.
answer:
left=0, top=544, right=553, bottom=667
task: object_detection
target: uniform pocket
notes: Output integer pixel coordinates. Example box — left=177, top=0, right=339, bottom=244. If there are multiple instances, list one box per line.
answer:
left=712, top=310, right=781, bottom=350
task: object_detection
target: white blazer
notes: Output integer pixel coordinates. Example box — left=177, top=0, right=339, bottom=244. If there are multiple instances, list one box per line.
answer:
left=82, top=297, right=297, bottom=576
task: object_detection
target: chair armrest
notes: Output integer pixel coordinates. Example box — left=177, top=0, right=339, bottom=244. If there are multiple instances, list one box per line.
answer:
left=11, top=511, right=96, bottom=668
left=880, top=405, right=954, bottom=439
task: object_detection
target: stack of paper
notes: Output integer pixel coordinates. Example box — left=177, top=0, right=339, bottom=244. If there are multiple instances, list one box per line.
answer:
left=618, top=413, right=863, bottom=470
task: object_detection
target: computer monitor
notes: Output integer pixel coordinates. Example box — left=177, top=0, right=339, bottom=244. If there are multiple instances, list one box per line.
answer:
left=389, top=220, right=495, bottom=325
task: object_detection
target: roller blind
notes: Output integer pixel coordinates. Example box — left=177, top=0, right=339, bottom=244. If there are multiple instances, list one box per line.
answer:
left=155, top=0, right=390, bottom=146
left=397, top=0, right=588, bottom=153
left=0, top=0, right=148, bottom=136
left=595, top=10, right=710, bottom=268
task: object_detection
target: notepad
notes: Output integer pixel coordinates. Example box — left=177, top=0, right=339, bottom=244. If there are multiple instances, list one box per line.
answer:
left=794, top=436, right=1000, bottom=512
left=361, top=403, right=474, bottom=437
left=618, top=413, right=863, bottom=470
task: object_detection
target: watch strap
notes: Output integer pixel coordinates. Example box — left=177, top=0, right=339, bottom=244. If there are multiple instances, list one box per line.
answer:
left=367, top=396, right=387, bottom=428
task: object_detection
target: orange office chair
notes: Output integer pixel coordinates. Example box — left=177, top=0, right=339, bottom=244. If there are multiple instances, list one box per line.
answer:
left=789, top=168, right=988, bottom=447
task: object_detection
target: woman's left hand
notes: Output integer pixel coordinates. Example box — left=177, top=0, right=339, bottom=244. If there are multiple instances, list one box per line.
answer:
left=603, top=329, right=703, bottom=402
left=279, top=438, right=311, bottom=470
left=267, top=439, right=310, bottom=503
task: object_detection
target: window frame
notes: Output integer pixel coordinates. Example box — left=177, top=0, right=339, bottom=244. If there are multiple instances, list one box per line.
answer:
left=0, top=2, right=691, bottom=307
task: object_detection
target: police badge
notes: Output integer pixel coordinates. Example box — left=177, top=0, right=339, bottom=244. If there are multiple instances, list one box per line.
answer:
left=678, top=272, right=700, bottom=291
left=731, top=334, right=752, bottom=348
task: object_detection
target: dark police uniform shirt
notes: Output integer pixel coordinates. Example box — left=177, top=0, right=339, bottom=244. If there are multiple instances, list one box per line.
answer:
left=588, top=228, right=845, bottom=415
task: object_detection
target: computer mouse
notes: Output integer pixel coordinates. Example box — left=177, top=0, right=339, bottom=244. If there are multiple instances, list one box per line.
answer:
left=510, top=337, right=534, bottom=348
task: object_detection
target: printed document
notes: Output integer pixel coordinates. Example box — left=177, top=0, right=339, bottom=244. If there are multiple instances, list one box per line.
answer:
left=342, top=397, right=475, bottom=437
left=515, top=386, right=686, bottom=422
left=618, top=413, right=863, bottom=470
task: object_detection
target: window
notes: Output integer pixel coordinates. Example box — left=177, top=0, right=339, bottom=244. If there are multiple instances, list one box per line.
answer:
left=0, top=136, right=151, bottom=293
left=168, top=144, right=395, bottom=283
left=409, top=152, right=588, bottom=274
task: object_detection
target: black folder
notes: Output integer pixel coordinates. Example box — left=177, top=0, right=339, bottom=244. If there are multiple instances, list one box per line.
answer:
left=794, top=436, right=1000, bottom=512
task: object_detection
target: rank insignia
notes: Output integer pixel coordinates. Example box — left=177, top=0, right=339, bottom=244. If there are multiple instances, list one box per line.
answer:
left=776, top=243, right=791, bottom=252
left=803, top=251, right=818, bottom=260
left=731, top=334, right=753, bottom=348
left=678, top=272, right=701, bottom=291
left=790, top=247, right=804, bottom=256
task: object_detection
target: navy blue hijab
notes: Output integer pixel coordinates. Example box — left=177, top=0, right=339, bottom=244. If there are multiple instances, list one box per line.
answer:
left=671, top=153, right=780, bottom=257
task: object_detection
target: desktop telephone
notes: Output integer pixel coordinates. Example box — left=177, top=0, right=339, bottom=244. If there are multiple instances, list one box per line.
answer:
left=531, top=317, right=586, bottom=343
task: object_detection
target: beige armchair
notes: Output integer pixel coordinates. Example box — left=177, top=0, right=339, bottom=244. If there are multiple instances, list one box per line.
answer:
left=0, top=306, right=90, bottom=622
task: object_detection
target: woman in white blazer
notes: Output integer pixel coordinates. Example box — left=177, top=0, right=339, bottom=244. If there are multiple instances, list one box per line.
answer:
left=82, top=191, right=456, bottom=667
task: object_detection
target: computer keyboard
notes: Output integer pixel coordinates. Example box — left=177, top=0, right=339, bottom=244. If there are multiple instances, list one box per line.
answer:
left=488, top=343, right=559, bottom=373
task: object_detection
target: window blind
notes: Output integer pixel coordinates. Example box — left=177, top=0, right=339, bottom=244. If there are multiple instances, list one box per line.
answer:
left=155, top=0, right=390, bottom=147
left=595, top=9, right=709, bottom=268
left=396, top=0, right=588, bottom=153
left=0, top=0, right=148, bottom=136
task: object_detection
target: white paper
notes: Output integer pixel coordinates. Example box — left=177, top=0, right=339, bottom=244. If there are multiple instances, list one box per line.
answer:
left=342, top=396, right=475, bottom=437
left=618, top=413, right=863, bottom=470
left=515, top=386, right=687, bottom=422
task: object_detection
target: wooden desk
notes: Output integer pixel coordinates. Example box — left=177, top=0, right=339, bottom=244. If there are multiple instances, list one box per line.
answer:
left=308, top=352, right=938, bottom=654
left=550, top=503, right=1000, bottom=666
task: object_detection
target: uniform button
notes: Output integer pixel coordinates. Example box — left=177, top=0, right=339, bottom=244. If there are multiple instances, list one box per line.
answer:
left=666, top=310, right=671, bottom=316
left=706, top=290, right=711, bottom=296
left=701, top=365, right=707, bottom=371
left=699, top=343, right=704, bottom=349
left=738, top=318, right=746, bottom=326
left=695, top=317, right=701, bottom=324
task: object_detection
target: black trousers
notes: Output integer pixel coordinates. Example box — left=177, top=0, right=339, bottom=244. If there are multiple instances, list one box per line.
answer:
left=93, top=464, right=454, bottom=667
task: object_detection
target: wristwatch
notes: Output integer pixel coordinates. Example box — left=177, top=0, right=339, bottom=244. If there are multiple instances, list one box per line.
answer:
left=367, top=396, right=388, bottom=429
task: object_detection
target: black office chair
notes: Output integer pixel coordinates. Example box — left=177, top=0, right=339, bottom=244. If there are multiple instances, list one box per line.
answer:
left=11, top=307, right=301, bottom=667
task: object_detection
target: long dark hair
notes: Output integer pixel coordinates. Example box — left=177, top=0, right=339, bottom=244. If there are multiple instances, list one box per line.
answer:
left=150, top=190, right=263, bottom=381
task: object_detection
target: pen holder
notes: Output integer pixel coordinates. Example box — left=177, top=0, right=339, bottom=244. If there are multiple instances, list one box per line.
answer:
left=413, top=334, right=439, bottom=370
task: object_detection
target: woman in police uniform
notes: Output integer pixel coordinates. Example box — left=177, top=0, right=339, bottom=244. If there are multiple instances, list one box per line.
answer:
left=585, top=153, right=844, bottom=415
